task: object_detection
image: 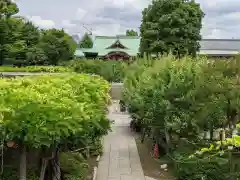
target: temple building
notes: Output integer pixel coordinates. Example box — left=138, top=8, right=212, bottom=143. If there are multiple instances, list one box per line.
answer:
left=75, top=35, right=140, bottom=60
left=75, top=35, right=240, bottom=59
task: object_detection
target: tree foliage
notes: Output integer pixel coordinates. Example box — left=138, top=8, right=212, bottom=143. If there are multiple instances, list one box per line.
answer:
left=69, top=59, right=127, bottom=82
left=79, top=33, right=93, bottom=48
left=139, top=0, right=204, bottom=57
left=0, top=65, right=71, bottom=72
left=0, top=73, right=110, bottom=147
left=123, top=55, right=240, bottom=179
left=0, top=0, right=77, bottom=66
left=126, top=29, right=138, bottom=36
left=0, top=73, right=111, bottom=179
left=124, top=56, right=240, bottom=142
left=38, top=29, right=77, bottom=65
left=0, top=0, right=19, bottom=18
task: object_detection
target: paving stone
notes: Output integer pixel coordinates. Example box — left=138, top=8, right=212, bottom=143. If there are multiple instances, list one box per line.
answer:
left=108, top=177, right=121, bottom=180
left=130, top=164, right=143, bottom=172
left=97, top=168, right=108, bottom=180
left=119, top=159, right=130, bottom=168
left=121, top=175, right=145, bottom=180
left=131, top=170, right=145, bottom=177
left=108, top=170, right=120, bottom=178
left=97, top=106, right=145, bottom=180
left=120, top=175, right=133, bottom=180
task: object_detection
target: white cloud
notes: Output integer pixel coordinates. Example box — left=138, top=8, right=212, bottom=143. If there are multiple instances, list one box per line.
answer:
left=16, top=0, right=240, bottom=39
left=104, top=0, right=149, bottom=9
left=205, top=29, right=221, bottom=39
left=61, top=20, right=76, bottom=28
left=220, top=12, right=240, bottom=22
left=75, top=8, right=87, bottom=20
left=28, top=16, right=55, bottom=29
left=92, top=23, right=127, bottom=36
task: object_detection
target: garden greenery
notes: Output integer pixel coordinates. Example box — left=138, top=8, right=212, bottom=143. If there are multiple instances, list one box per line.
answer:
left=0, top=66, right=71, bottom=72
left=123, top=55, right=240, bottom=179
left=0, top=73, right=111, bottom=180
left=68, top=59, right=128, bottom=82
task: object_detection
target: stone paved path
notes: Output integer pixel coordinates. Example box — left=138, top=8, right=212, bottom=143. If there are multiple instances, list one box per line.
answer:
left=96, top=112, right=145, bottom=180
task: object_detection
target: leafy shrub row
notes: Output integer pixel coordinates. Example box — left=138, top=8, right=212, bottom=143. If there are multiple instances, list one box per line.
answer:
left=68, top=59, right=128, bottom=82
left=0, top=59, right=128, bottom=82
left=0, top=73, right=111, bottom=180
left=123, top=55, right=240, bottom=179
left=0, top=66, right=71, bottom=73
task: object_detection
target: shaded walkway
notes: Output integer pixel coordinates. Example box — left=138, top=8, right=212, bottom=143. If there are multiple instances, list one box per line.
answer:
left=96, top=111, right=145, bottom=180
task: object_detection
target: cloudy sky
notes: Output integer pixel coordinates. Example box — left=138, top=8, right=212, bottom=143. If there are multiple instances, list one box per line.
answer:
left=15, top=0, right=240, bottom=39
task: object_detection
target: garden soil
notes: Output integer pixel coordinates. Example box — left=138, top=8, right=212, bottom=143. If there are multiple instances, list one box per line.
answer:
left=134, top=134, right=176, bottom=180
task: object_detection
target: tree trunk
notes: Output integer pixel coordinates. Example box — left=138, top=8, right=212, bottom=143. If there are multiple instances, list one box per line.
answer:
left=210, top=128, right=214, bottom=141
left=50, top=149, right=61, bottom=180
left=0, top=49, right=3, bottom=66
left=141, top=128, right=146, bottom=143
left=39, top=159, right=48, bottom=180
left=44, top=148, right=61, bottom=180
left=220, top=129, right=226, bottom=141
left=164, top=127, right=171, bottom=154
left=19, top=146, right=27, bottom=180
left=202, top=131, right=207, bottom=139
left=227, top=99, right=238, bottom=135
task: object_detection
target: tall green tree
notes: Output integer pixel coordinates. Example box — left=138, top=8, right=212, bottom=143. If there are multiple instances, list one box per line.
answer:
left=126, top=29, right=138, bottom=36
left=139, top=0, right=204, bottom=57
left=0, top=0, right=19, bottom=65
left=79, top=33, right=93, bottom=48
left=0, top=0, right=19, bottom=18
left=38, top=29, right=77, bottom=65
left=5, top=18, right=41, bottom=66
left=0, top=1, right=77, bottom=66
left=0, top=0, right=41, bottom=66
left=1, top=17, right=41, bottom=66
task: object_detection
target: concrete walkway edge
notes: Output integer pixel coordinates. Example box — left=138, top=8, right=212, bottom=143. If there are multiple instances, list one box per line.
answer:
left=96, top=111, right=146, bottom=180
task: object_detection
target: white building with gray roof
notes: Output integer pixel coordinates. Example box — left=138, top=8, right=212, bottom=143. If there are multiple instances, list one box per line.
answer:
left=199, top=39, right=240, bottom=56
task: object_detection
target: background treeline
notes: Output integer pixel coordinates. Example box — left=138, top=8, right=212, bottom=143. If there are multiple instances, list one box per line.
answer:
left=0, top=0, right=76, bottom=66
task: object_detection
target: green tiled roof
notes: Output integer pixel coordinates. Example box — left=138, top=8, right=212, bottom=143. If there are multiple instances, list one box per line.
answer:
left=80, top=48, right=98, bottom=53
left=74, top=49, right=85, bottom=57
left=78, top=35, right=140, bottom=56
